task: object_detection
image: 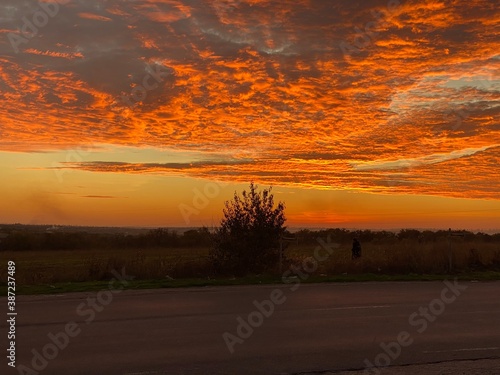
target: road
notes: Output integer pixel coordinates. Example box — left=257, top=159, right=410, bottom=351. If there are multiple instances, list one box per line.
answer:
left=2, top=281, right=500, bottom=374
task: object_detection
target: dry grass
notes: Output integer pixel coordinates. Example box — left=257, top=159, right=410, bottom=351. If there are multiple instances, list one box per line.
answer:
left=0, top=247, right=210, bottom=285
left=289, top=239, right=500, bottom=275
left=1, top=239, right=499, bottom=285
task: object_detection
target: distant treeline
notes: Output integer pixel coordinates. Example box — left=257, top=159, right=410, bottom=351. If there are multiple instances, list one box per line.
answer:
left=0, top=227, right=499, bottom=252
left=0, top=228, right=212, bottom=251
left=294, top=228, right=500, bottom=244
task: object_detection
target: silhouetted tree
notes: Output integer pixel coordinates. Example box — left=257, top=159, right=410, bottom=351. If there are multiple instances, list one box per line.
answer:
left=210, top=183, right=286, bottom=275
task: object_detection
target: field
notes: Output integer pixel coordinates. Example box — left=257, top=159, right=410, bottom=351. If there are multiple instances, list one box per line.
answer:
left=1, top=232, right=500, bottom=295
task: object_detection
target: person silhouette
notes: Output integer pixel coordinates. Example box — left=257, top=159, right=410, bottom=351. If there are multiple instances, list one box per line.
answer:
left=352, top=238, right=362, bottom=259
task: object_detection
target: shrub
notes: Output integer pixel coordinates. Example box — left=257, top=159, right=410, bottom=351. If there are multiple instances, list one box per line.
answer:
left=210, top=183, right=286, bottom=275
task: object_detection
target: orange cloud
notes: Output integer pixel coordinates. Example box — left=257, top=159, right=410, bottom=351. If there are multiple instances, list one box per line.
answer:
left=0, top=0, right=498, bottom=202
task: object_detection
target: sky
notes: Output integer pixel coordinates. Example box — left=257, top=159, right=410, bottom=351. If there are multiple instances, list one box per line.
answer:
left=0, top=0, right=499, bottom=230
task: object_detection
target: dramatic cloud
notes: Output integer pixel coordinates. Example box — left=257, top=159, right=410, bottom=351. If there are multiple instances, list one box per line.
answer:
left=1, top=0, right=499, bottom=200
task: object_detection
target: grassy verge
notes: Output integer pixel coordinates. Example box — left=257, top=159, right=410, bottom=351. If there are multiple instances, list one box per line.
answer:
left=1, top=239, right=499, bottom=295
left=3, top=271, right=500, bottom=296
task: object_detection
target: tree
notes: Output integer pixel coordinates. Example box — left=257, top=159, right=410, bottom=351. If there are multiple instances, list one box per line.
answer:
left=210, top=182, right=286, bottom=275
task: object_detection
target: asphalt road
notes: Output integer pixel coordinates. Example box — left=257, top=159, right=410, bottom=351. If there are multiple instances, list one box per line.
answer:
left=2, top=280, right=500, bottom=375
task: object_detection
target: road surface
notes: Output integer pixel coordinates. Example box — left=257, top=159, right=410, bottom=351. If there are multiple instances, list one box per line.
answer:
left=2, top=281, right=499, bottom=374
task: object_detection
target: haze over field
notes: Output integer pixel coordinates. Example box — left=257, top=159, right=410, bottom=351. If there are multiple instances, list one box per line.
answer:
left=0, top=0, right=498, bottom=229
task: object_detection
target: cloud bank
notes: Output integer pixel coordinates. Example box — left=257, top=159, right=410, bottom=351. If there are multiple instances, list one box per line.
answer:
left=0, top=0, right=498, bottom=199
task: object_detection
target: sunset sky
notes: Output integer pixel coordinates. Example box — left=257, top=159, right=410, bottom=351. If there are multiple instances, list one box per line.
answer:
left=0, top=0, right=499, bottom=230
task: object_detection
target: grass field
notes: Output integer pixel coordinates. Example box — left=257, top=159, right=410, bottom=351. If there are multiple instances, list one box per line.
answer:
left=0, top=247, right=209, bottom=285
left=1, top=237, right=499, bottom=295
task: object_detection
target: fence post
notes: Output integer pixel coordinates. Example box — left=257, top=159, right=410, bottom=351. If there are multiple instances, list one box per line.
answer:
left=448, top=228, right=452, bottom=271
